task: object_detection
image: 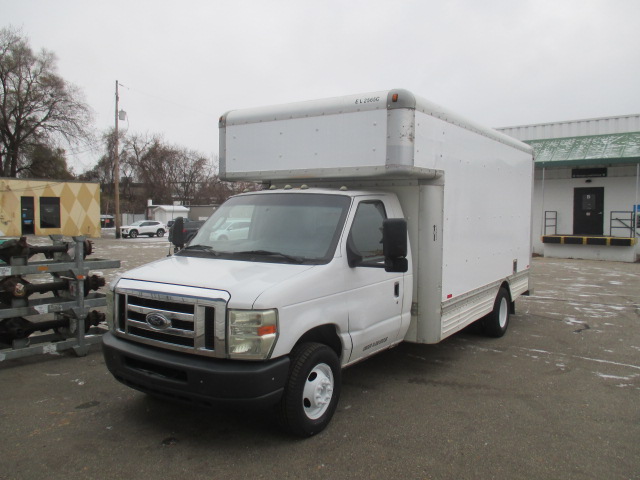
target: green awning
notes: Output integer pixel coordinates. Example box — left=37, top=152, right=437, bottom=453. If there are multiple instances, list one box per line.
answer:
left=526, top=132, right=640, bottom=167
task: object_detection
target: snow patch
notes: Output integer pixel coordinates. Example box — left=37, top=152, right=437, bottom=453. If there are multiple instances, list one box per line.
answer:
left=596, top=373, right=631, bottom=381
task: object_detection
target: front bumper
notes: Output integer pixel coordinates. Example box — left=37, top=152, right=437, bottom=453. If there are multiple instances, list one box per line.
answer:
left=102, top=332, right=289, bottom=409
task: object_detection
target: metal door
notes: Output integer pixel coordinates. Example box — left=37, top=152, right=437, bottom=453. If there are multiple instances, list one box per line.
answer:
left=573, top=187, right=604, bottom=235
left=21, top=197, right=35, bottom=235
left=345, top=199, right=405, bottom=364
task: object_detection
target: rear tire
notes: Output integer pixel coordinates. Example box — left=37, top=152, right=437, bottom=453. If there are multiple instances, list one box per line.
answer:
left=277, top=343, right=341, bottom=437
left=482, top=287, right=510, bottom=337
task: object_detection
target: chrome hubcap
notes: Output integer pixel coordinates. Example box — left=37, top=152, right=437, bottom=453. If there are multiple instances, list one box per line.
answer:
left=302, top=363, right=334, bottom=420
left=499, top=297, right=508, bottom=328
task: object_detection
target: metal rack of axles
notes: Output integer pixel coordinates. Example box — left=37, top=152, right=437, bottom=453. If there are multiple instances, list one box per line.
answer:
left=0, top=235, right=120, bottom=361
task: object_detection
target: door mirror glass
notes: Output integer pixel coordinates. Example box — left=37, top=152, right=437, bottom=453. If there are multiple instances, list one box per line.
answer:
left=383, top=218, right=408, bottom=273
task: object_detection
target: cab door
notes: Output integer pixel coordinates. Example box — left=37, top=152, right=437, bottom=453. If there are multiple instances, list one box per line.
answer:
left=345, top=198, right=405, bottom=363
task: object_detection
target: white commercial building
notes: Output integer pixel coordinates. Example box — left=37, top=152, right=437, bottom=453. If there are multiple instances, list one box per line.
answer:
left=498, top=114, right=640, bottom=262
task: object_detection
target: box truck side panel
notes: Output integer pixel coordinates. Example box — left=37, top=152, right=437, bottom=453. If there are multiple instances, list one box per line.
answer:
left=414, top=111, right=533, bottom=303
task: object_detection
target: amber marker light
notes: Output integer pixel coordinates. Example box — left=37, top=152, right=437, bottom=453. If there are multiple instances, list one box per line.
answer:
left=258, top=325, right=277, bottom=336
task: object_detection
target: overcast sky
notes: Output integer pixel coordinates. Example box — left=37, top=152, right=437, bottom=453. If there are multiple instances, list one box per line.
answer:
left=3, top=0, right=640, bottom=173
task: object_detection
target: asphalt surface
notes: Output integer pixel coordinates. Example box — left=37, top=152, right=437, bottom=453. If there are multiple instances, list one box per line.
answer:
left=1, top=234, right=639, bottom=480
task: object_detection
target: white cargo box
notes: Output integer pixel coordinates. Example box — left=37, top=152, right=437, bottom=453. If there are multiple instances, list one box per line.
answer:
left=219, top=89, right=531, bottom=183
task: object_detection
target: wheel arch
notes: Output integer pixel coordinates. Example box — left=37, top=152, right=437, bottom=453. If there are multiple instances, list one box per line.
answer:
left=293, top=324, right=343, bottom=361
left=500, top=280, right=515, bottom=314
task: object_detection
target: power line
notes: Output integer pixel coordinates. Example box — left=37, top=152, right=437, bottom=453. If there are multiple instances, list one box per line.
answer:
left=65, top=142, right=105, bottom=156
left=118, top=82, right=212, bottom=117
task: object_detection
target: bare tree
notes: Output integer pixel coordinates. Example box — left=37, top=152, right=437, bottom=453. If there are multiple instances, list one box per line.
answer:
left=194, top=163, right=259, bottom=205
left=86, top=127, right=258, bottom=213
left=0, top=27, right=93, bottom=177
left=78, top=129, right=127, bottom=213
left=172, top=148, right=213, bottom=205
left=21, top=143, right=74, bottom=180
left=134, top=137, right=179, bottom=205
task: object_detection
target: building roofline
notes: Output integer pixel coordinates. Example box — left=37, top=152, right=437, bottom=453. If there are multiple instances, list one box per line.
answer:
left=0, top=176, right=99, bottom=185
left=497, top=113, right=640, bottom=131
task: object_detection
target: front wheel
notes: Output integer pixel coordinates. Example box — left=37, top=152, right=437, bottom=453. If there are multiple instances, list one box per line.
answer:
left=129, top=230, right=138, bottom=238
left=277, top=343, right=341, bottom=437
left=482, top=287, right=510, bottom=337
left=156, top=229, right=165, bottom=237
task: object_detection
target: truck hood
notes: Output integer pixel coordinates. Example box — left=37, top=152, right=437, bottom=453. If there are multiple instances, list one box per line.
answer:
left=119, top=256, right=315, bottom=308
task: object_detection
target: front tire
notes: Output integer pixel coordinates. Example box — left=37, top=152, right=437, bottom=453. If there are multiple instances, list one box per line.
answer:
left=482, top=287, right=510, bottom=337
left=129, top=230, right=138, bottom=238
left=277, top=343, right=341, bottom=437
left=157, top=229, right=165, bottom=237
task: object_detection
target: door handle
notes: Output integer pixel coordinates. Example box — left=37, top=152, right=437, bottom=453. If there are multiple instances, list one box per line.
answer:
left=394, top=282, right=400, bottom=298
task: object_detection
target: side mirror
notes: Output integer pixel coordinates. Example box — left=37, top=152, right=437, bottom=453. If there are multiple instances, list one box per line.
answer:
left=383, top=218, right=408, bottom=273
left=171, top=217, right=185, bottom=250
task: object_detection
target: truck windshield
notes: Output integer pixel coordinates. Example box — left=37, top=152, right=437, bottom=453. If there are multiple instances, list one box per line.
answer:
left=182, top=193, right=351, bottom=264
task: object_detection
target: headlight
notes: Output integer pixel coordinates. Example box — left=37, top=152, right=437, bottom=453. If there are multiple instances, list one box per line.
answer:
left=228, top=309, right=278, bottom=360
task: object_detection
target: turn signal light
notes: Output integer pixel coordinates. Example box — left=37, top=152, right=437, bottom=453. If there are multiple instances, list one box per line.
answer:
left=258, top=325, right=277, bottom=336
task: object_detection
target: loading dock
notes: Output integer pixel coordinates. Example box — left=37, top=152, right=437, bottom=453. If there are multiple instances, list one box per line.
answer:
left=499, top=117, right=640, bottom=261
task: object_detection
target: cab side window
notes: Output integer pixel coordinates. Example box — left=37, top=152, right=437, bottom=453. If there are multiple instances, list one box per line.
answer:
left=349, top=201, right=387, bottom=264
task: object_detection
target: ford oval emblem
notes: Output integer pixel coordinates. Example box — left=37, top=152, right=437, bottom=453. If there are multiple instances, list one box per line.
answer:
left=146, top=312, right=171, bottom=330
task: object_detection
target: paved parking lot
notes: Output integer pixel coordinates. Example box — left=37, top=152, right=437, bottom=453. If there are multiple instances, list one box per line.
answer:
left=1, top=235, right=639, bottom=479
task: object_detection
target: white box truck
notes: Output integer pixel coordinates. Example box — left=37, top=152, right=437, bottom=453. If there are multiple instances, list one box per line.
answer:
left=103, top=89, right=534, bottom=436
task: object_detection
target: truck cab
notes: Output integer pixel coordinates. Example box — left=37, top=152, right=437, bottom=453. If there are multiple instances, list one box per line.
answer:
left=103, top=186, right=410, bottom=436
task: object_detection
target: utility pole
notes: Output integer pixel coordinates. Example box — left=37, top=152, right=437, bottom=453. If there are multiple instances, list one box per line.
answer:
left=114, top=80, right=121, bottom=239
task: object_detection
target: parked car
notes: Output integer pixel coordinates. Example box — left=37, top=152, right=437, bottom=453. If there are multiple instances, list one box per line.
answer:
left=168, top=218, right=205, bottom=244
left=210, top=219, right=251, bottom=241
left=120, top=220, right=166, bottom=238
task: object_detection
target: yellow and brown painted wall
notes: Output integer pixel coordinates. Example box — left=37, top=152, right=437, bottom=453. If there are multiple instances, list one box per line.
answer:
left=0, top=178, right=101, bottom=238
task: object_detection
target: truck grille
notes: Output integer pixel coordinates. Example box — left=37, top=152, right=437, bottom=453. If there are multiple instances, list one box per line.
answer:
left=114, top=279, right=229, bottom=357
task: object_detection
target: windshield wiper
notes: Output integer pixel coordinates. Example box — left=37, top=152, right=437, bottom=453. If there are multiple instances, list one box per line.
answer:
left=235, top=250, right=305, bottom=263
left=181, top=245, right=223, bottom=256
